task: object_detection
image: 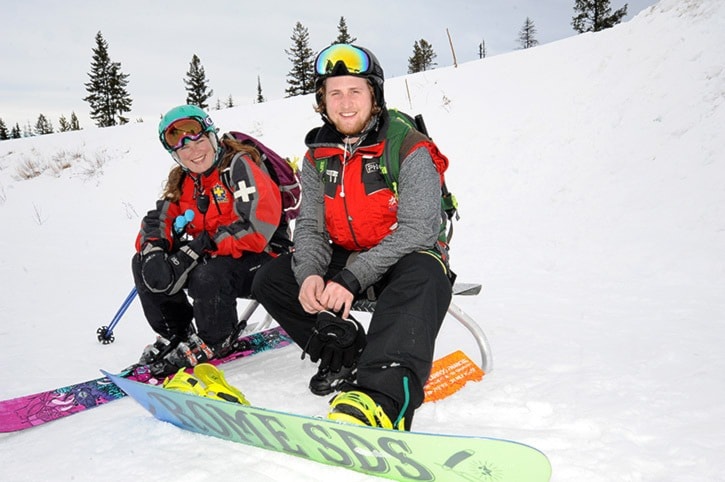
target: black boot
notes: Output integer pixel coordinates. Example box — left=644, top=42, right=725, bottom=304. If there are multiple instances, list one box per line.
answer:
left=309, top=363, right=357, bottom=396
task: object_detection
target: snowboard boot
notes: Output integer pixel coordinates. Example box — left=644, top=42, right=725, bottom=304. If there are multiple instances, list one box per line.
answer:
left=327, top=390, right=405, bottom=430
left=309, top=363, right=357, bottom=396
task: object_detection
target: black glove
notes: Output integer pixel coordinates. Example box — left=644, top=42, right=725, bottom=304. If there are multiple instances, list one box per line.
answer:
left=183, top=231, right=217, bottom=255
left=141, top=233, right=216, bottom=295
left=303, top=311, right=366, bottom=373
left=140, top=204, right=171, bottom=251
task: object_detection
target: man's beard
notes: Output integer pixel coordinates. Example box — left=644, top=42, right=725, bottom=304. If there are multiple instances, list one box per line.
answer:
left=335, top=117, right=369, bottom=137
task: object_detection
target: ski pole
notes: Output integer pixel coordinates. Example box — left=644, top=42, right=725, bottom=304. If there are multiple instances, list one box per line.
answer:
left=97, top=286, right=138, bottom=344
left=97, top=210, right=194, bottom=344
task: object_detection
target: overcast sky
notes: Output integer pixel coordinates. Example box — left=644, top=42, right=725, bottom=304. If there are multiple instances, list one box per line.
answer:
left=0, top=0, right=656, bottom=130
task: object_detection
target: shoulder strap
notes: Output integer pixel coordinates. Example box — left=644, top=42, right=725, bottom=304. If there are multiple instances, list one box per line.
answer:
left=380, top=109, right=421, bottom=196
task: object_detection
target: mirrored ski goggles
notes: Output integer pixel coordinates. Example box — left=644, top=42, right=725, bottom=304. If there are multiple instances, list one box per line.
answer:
left=315, top=44, right=371, bottom=76
left=161, top=117, right=207, bottom=151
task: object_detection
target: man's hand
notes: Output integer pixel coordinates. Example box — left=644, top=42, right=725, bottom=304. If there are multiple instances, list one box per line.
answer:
left=320, top=281, right=354, bottom=319
left=299, top=275, right=326, bottom=314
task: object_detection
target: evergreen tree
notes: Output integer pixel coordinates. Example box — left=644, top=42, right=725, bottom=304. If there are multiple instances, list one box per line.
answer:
left=333, top=17, right=357, bottom=44
left=108, top=62, right=132, bottom=125
left=11, top=123, right=21, bottom=139
left=285, top=22, right=315, bottom=97
left=407, top=39, right=437, bottom=73
left=34, top=114, right=54, bottom=135
left=83, top=31, right=132, bottom=127
left=256, top=75, right=265, bottom=103
left=479, top=39, right=487, bottom=59
left=184, top=54, right=214, bottom=109
left=69, top=112, right=81, bottom=131
left=58, top=115, right=70, bottom=132
left=572, top=0, right=628, bottom=33
left=225, top=94, right=234, bottom=108
left=0, top=118, right=8, bottom=140
left=22, top=122, right=34, bottom=137
left=214, top=98, right=222, bottom=111
left=518, top=17, right=539, bottom=49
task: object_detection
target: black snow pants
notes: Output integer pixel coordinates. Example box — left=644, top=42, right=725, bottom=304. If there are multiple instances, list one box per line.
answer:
left=252, top=250, right=452, bottom=425
left=132, top=251, right=272, bottom=346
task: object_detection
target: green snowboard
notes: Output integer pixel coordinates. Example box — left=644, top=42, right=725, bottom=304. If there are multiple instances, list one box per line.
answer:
left=105, top=371, right=551, bottom=481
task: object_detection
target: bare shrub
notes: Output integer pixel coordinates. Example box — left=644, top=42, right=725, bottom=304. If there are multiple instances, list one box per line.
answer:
left=32, top=203, right=46, bottom=225
left=16, top=158, right=45, bottom=180
left=81, top=149, right=110, bottom=178
left=49, top=150, right=74, bottom=176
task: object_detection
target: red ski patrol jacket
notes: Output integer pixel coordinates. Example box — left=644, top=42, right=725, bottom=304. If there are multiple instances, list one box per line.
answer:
left=136, top=151, right=282, bottom=258
left=293, top=110, right=450, bottom=292
left=307, top=139, right=397, bottom=251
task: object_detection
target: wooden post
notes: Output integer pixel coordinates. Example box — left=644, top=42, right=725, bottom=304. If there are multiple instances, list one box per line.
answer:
left=405, top=78, right=413, bottom=110
left=447, top=28, right=458, bottom=68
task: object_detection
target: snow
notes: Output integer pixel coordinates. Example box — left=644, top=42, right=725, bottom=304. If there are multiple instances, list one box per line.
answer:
left=1, top=1, right=724, bottom=480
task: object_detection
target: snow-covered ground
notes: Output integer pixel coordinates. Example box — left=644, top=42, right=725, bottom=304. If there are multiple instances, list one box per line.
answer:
left=1, top=1, right=723, bottom=480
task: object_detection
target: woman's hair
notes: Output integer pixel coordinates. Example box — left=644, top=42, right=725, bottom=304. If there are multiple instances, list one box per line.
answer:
left=314, top=79, right=382, bottom=116
left=162, top=134, right=262, bottom=202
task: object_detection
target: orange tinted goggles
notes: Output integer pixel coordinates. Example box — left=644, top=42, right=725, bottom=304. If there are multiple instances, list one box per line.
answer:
left=161, top=117, right=206, bottom=151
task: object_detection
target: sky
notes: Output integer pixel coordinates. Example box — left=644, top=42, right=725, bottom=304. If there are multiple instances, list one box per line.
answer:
left=1, top=1, right=724, bottom=480
left=0, top=0, right=656, bottom=131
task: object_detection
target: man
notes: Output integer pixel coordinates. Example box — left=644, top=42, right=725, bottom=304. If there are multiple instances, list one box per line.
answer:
left=252, top=44, right=453, bottom=430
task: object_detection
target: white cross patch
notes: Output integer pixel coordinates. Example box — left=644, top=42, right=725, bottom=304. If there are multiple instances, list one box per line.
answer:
left=234, top=180, right=257, bottom=202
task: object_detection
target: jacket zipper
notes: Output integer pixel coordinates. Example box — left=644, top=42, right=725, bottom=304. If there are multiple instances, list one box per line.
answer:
left=340, top=142, right=362, bottom=249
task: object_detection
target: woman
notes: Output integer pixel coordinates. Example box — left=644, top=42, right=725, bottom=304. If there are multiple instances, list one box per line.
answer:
left=132, top=105, right=283, bottom=376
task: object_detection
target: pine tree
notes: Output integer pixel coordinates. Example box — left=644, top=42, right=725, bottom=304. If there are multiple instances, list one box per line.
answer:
left=407, top=39, right=437, bottom=73
left=34, top=114, right=54, bottom=135
left=285, top=22, right=315, bottom=97
left=333, top=17, right=357, bottom=44
left=58, top=115, right=70, bottom=132
left=479, top=39, right=487, bottom=59
left=572, top=0, right=628, bottom=33
left=0, top=118, right=8, bottom=140
left=184, top=54, right=214, bottom=109
left=518, top=17, right=539, bottom=49
left=69, top=112, right=81, bottom=131
left=11, top=123, right=21, bottom=139
left=225, top=94, right=234, bottom=108
left=83, top=31, right=132, bottom=127
left=256, top=75, right=266, bottom=103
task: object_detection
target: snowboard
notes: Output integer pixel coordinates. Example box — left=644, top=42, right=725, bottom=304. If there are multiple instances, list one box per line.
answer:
left=107, top=371, right=551, bottom=482
left=0, top=326, right=292, bottom=433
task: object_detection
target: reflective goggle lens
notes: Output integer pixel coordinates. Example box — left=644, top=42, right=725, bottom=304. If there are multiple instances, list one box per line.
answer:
left=315, top=44, right=371, bottom=76
left=163, top=118, right=206, bottom=151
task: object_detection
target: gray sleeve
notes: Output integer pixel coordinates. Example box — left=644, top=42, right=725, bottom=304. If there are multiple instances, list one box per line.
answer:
left=345, top=146, right=441, bottom=290
left=291, top=157, right=332, bottom=285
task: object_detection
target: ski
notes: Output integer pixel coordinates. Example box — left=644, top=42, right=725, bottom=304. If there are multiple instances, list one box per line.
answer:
left=1, top=281, right=487, bottom=434
left=108, top=372, right=551, bottom=482
left=0, top=326, right=292, bottom=433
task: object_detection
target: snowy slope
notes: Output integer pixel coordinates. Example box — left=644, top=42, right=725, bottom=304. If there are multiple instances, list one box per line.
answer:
left=1, top=1, right=724, bottom=480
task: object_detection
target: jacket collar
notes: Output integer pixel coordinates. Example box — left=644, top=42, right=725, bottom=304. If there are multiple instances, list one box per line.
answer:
left=306, top=110, right=390, bottom=152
